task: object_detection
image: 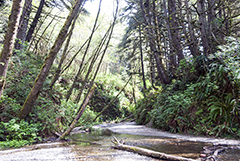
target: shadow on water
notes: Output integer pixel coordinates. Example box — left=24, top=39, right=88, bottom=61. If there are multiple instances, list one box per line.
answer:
left=218, top=149, right=240, bottom=161
left=69, top=129, right=211, bottom=160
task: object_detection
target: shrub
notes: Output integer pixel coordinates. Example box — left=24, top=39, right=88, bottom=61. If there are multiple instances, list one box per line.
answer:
left=0, top=119, right=41, bottom=149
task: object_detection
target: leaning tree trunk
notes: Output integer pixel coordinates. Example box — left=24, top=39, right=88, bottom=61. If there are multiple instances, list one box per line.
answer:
left=14, top=0, right=32, bottom=51
left=0, top=0, right=24, bottom=98
left=18, top=0, right=84, bottom=120
left=57, top=84, right=97, bottom=140
left=50, top=13, right=79, bottom=89
left=93, top=75, right=132, bottom=122
left=66, top=0, right=102, bottom=102
left=25, top=0, right=45, bottom=42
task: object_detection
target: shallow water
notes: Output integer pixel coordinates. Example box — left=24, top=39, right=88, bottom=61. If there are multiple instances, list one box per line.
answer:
left=69, top=129, right=209, bottom=160
left=0, top=123, right=239, bottom=161
left=218, top=149, right=240, bottom=161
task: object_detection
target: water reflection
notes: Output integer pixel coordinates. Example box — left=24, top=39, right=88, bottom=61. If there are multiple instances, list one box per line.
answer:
left=69, top=129, right=209, bottom=160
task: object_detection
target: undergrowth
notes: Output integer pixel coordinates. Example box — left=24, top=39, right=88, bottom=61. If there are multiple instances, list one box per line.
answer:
left=0, top=51, right=135, bottom=149
left=135, top=37, right=240, bottom=139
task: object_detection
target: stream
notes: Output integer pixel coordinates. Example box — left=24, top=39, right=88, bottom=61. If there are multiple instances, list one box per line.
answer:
left=0, top=122, right=239, bottom=161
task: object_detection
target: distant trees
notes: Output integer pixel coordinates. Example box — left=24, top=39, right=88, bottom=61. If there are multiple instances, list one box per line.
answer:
left=119, top=0, right=240, bottom=88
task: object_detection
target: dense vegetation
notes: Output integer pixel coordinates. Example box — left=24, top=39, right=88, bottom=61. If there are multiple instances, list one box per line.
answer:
left=135, top=38, right=240, bottom=138
left=119, top=0, right=240, bottom=139
left=0, top=0, right=240, bottom=149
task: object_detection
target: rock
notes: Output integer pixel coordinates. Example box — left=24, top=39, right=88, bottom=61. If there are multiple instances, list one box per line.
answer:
left=199, top=154, right=207, bottom=157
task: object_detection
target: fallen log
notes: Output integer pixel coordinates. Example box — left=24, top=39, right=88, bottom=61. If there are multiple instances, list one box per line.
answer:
left=111, top=136, right=200, bottom=161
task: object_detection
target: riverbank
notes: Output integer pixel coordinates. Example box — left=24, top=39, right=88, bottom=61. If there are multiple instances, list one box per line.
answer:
left=0, top=142, right=76, bottom=161
left=93, top=121, right=240, bottom=146
left=0, top=121, right=239, bottom=161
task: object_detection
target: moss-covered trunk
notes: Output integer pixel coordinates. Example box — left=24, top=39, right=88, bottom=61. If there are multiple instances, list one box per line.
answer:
left=18, top=0, right=84, bottom=119
left=0, top=0, right=24, bottom=98
left=50, top=13, right=78, bottom=89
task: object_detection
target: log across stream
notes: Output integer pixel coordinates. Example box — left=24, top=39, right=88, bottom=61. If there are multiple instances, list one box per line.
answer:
left=70, top=128, right=208, bottom=160
left=90, top=122, right=240, bottom=161
left=0, top=122, right=239, bottom=160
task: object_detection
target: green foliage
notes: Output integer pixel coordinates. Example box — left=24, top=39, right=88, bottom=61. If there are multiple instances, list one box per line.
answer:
left=0, top=119, right=41, bottom=149
left=134, top=37, right=240, bottom=138
left=79, top=108, right=98, bottom=125
left=176, top=58, right=197, bottom=83
left=191, top=37, right=240, bottom=137
left=5, top=50, right=43, bottom=104
left=30, top=97, right=57, bottom=135
left=150, top=83, right=193, bottom=133
left=0, top=94, right=22, bottom=121
left=89, top=84, right=122, bottom=121
left=134, top=87, right=162, bottom=125
left=90, top=74, right=137, bottom=121
left=56, top=99, right=97, bottom=132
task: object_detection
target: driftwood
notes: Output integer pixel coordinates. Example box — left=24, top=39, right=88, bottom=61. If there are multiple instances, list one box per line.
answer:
left=201, top=145, right=240, bottom=161
left=111, top=136, right=199, bottom=161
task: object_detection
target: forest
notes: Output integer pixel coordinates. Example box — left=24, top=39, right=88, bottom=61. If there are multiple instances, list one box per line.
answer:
left=0, top=0, right=239, bottom=149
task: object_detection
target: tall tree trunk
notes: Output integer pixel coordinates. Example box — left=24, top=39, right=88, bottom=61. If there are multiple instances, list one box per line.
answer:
left=140, top=0, right=170, bottom=85
left=197, top=0, right=210, bottom=56
left=185, top=0, right=199, bottom=58
left=25, top=0, right=45, bottom=42
left=207, top=0, right=216, bottom=52
left=0, top=0, right=24, bottom=98
left=18, top=0, right=84, bottom=119
left=168, top=0, right=184, bottom=64
left=50, top=13, right=79, bottom=89
left=138, top=25, right=146, bottom=92
left=149, top=53, right=156, bottom=89
left=14, top=0, right=32, bottom=51
left=162, top=0, right=176, bottom=75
